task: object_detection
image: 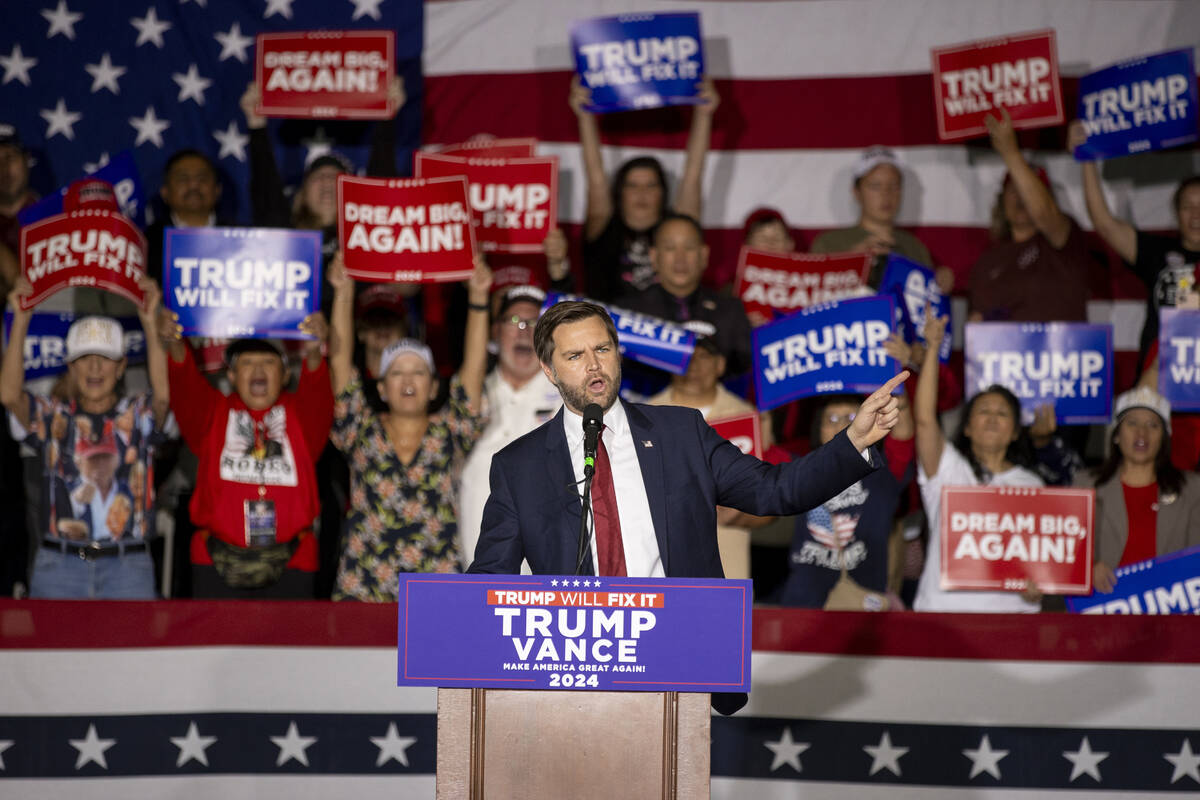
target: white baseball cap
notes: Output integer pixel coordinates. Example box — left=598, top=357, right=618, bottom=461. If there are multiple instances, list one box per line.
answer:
left=378, top=338, right=436, bottom=376
left=1114, top=386, right=1172, bottom=434
left=853, top=145, right=902, bottom=181
left=66, top=317, right=124, bottom=362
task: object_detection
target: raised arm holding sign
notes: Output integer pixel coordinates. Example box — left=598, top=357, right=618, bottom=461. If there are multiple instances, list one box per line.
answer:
left=571, top=72, right=719, bottom=301
left=912, top=312, right=1044, bottom=613
left=254, top=30, right=396, bottom=120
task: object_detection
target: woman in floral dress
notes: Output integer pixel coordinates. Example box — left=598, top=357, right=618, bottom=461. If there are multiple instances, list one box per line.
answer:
left=327, top=252, right=491, bottom=600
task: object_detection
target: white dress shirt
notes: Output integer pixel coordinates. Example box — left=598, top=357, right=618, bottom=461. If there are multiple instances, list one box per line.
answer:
left=562, top=400, right=665, bottom=578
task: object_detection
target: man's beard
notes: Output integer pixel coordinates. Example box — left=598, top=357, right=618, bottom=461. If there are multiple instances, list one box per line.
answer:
left=551, top=365, right=621, bottom=413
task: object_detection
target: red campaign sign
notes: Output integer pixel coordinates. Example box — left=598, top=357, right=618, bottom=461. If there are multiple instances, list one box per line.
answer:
left=733, top=247, right=872, bottom=321
left=255, top=31, right=395, bottom=120
left=940, top=485, right=1094, bottom=595
left=20, top=210, right=148, bottom=310
left=435, top=137, right=538, bottom=159
left=931, top=29, right=1063, bottom=142
left=708, top=412, right=763, bottom=460
left=338, top=175, right=477, bottom=284
left=415, top=153, right=559, bottom=254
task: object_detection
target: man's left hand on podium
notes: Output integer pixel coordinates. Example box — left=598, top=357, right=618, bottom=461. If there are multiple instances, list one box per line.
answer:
left=846, top=371, right=911, bottom=452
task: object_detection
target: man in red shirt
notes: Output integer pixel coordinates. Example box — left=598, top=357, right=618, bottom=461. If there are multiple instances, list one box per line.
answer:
left=158, top=313, right=333, bottom=598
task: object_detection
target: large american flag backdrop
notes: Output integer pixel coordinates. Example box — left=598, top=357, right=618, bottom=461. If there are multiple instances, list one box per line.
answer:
left=1, top=600, right=1198, bottom=797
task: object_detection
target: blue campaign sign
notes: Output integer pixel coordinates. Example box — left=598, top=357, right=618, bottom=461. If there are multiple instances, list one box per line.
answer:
left=4, top=311, right=147, bottom=380
left=1067, top=545, right=1200, bottom=614
left=1158, top=308, right=1200, bottom=411
left=878, top=255, right=951, bottom=363
left=163, top=228, right=322, bottom=340
left=965, top=322, right=1113, bottom=425
left=18, top=151, right=147, bottom=228
left=570, top=12, right=704, bottom=113
left=1074, top=48, right=1198, bottom=161
left=544, top=292, right=695, bottom=375
left=752, top=296, right=897, bottom=411
left=397, top=574, right=752, bottom=692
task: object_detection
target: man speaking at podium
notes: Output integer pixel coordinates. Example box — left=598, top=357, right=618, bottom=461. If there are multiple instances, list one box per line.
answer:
left=469, top=300, right=909, bottom=580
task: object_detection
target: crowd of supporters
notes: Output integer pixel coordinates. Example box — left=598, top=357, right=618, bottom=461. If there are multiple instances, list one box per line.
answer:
left=0, top=72, right=1197, bottom=609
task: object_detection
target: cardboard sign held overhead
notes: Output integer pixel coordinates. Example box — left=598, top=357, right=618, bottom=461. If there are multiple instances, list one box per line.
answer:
left=415, top=153, right=559, bottom=254
left=338, top=175, right=477, bottom=284
left=163, top=227, right=322, bottom=340
left=20, top=210, right=148, bottom=310
left=931, top=29, right=1063, bottom=141
left=733, top=248, right=871, bottom=322
left=570, top=12, right=705, bottom=113
left=435, top=138, right=538, bottom=159
left=256, top=30, right=395, bottom=120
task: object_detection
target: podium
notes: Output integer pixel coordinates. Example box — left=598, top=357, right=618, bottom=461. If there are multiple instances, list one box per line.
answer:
left=395, top=574, right=752, bottom=799
left=436, top=688, right=711, bottom=798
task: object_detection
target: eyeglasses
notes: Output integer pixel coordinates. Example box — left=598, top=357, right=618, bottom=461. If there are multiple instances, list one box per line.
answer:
left=505, top=315, right=537, bottom=331
left=821, top=413, right=856, bottom=426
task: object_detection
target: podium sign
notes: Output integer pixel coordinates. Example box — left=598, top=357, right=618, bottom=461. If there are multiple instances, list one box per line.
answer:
left=397, top=574, right=751, bottom=692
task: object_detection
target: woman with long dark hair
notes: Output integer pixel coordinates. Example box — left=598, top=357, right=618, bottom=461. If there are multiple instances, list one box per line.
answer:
left=1079, top=388, right=1200, bottom=594
left=912, top=312, right=1041, bottom=612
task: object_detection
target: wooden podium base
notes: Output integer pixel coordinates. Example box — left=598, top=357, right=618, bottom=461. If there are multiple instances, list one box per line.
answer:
left=437, top=688, right=711, bottom=799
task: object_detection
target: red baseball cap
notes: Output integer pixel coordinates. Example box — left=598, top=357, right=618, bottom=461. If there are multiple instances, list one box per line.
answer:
left=64, top=178, right=120, bottom=213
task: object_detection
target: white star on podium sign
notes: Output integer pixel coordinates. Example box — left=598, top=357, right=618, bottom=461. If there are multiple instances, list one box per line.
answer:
left=69, top=723, right=115, bottom=770
left=85, top=53, right=126, bottom=94
left=170, top=721, right=217, bottom=767
left=271, top=721, right=317, bottom=767
left=1165, top=739, right=1200, bottom=784
left=963, top=734, right=1008, bottom=780
left=864, top=730, right=909, bottom=776
left=42, top=0, right=83, bottom=41
left=550, top=579, right=559, bottom=586
left=370, top=722, right=416, bottom=767
left=764, top=727, right=810, bottom=773
left=130, top=7, right=172, bottom=49
left=0, top=44, right=37, bottom=86
left=0, top=738, right=13, bottom=770
left=215, top=22, right=253, bottom=63
left=1062, top=736, right=1108, bottom=782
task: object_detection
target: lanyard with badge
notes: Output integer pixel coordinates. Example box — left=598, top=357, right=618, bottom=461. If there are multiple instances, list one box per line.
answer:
left=244, top=418, right=277, bottom=546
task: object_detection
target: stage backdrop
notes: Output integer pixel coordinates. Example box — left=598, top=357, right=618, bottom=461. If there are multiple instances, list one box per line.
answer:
left=1, top=601, right=1197, bottom=798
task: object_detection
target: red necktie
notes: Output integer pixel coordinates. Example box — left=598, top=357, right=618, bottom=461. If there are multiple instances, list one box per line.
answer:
left=592, top=427, right=627, bottom=576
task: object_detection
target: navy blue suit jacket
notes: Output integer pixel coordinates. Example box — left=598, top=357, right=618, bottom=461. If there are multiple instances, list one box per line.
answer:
left=468, top=401, right=878, bottom=576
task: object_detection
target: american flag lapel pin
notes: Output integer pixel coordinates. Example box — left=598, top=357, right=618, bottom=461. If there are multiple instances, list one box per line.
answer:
left=642, top=440, right=653, bottom=448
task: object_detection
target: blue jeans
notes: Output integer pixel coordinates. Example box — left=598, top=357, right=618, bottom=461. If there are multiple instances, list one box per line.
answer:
left=29, top=547, right=158, bottom=599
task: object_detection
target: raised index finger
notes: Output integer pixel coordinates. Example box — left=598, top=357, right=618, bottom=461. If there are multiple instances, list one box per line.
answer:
left=865, top=370, right=911, bottom=408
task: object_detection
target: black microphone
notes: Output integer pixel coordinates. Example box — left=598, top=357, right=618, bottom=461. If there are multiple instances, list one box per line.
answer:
left=582, top=403, right=603, bottom=477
